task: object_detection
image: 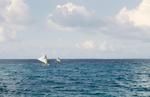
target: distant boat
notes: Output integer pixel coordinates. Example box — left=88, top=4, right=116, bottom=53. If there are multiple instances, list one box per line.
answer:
left=56, top=57, right=61, bottom=63
left=38, top=55, right=49, bottom=65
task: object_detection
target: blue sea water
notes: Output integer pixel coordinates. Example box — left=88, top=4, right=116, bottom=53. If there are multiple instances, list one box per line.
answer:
left=0, top=59, right=150, bottom=97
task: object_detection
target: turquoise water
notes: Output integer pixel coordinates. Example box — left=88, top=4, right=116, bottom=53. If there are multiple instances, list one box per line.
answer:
left=0, top=59, right=150, bottom=97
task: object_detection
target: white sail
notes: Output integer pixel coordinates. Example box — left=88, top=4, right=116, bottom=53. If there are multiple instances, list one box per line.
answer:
left=38, top=55, right=48, bottom=64
left=56, top=57, right=61, bottom=63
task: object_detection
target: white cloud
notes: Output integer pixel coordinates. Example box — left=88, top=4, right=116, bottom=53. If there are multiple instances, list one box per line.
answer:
left=48, top=2, right=148, bottom=41
left=48, top=2, right=101, bottom=30
left=56, top=2, right=91, bottom=16
left=99, top=41, right=114, bottom=52
left=76, top=40, right=115, bottom=52
left=117, top=0, right=150, bottom=27
left=47, top=1, right=150, bottom=44
left=0, top=0, right=29, bottom=42
left=76, top=40, right=95, bottom=49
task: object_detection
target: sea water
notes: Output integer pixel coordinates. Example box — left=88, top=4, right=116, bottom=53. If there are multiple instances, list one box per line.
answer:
left=0, top=59, right=150, bottom=97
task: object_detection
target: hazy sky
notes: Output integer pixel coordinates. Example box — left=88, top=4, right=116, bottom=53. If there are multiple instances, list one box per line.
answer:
left=1, top=0, right=150, bottom=59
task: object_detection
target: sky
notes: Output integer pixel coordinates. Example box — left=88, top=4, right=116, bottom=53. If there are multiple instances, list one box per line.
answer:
left=1, top=0, right=150, bottom=59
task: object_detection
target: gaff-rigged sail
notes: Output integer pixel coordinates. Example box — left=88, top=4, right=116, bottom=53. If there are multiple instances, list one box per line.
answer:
left=38, top=55, right=48, bottom=65
left=56, top=57, right=61, bottom=63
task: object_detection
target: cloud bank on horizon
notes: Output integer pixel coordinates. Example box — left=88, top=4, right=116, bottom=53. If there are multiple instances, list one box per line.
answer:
left=0, top=0, right=150, bottom=58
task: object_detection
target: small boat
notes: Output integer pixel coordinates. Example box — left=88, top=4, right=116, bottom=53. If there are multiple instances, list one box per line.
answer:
left=38, top=54, right=49, bottom=65
left=56, top=57, right=61, bottom=63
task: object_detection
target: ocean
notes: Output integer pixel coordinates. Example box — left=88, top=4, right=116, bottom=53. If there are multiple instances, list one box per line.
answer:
left=0, top=59, right=150, bottom=97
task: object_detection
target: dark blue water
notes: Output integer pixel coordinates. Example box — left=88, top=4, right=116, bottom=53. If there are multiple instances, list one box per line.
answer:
left=0, top=59, right=150, bottom=97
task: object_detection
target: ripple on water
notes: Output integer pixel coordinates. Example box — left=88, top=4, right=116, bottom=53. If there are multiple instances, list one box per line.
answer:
left=0, top=59, right=150, bottom=97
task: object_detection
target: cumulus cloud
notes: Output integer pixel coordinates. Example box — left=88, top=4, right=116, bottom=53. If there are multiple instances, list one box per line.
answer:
left=0, top=0, right=29, bottom=42
left=47, top=1, right=150, bottom=43
left=116, top=0, right=150, bottom=27
left=98, top=41, right=115, bottom=52
left=48, top=2, right=102, bottom=30
left=76, top=40, right=115, bottom=52
left=76, top=40, right=95, bottom=49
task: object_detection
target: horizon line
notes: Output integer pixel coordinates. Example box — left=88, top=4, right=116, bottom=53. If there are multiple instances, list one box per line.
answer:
left=0, top=58, right=150, bottom=60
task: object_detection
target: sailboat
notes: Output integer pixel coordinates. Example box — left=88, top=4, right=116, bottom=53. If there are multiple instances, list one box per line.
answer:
left=56, top=57, right=61, bottom=63
left=38, top=55, right=49, bottom=65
